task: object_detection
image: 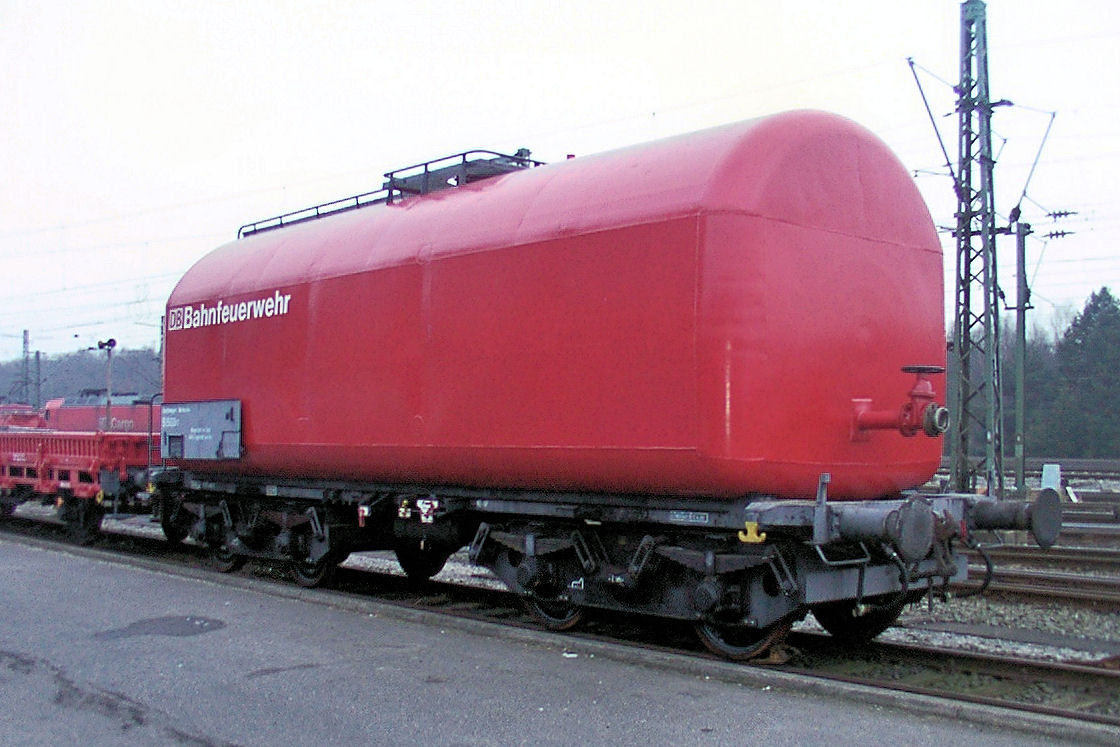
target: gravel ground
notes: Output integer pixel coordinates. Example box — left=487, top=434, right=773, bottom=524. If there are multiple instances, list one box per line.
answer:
left=894, top=595, right=1120, bottom=661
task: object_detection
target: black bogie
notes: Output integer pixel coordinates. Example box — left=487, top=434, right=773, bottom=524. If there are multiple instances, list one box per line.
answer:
left=471, top=520, right=806, bottom=631
left=154, top=489, right=393, bottom=587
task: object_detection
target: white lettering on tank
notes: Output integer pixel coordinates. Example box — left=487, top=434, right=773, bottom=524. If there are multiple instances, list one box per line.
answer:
left=166, top=290, right=294, bottom=333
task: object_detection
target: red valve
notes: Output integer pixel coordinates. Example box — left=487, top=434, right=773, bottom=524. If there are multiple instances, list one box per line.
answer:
left=852, top=366, right=949, bottom=440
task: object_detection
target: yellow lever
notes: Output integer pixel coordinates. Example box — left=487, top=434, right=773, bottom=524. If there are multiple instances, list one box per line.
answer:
left=738, top=521, right=767, bottom=543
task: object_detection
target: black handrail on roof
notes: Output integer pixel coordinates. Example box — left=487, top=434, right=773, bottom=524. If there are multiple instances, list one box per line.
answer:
left=237, top=149, right=543, bottom=239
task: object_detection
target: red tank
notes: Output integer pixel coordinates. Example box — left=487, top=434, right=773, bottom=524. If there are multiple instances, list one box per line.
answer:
left=163, top=111, right=945, bottom=500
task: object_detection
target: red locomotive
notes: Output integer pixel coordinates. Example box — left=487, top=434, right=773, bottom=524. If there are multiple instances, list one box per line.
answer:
left=42, top=393, right=161, bottom=434
left=0, top=404, right=45, bottom=429
left=155, top=111, right=1060, bottom=659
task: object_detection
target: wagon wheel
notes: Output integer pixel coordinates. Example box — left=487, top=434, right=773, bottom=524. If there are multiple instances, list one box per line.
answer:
left=811, top=596, right=907, bottom=643
left=394, top=542, right=452, bottom=583
left=206, top=539, right=245, bottom=574
left=290, top=553, right=341, bottom=588
left=158, top=497, right=188, bottom=544
left=63, top=498, right=103, bottom=546
left=523, top=598, right=585, bottom=631
left=694, top=614, right=793, bottom=661
left=161, top=518, right=188, bottom=545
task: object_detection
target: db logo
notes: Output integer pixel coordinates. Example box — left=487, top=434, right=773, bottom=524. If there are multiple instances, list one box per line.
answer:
left=167, top=307, right=184, bottom=331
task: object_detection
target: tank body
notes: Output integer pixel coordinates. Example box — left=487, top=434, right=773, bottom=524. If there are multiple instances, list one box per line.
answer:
left=163, top=111, right=945, bottom=500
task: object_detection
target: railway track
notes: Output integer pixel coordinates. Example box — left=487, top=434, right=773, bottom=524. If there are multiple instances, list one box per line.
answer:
left=969, top=545, right=1120, bottom=572
left=956, top=566, right=1120, bottom=608
left=2, top=511, right=1119, bottom=741
left=1056, top=523, right=1120, bottom=548
left=1062, top=509, right=1120, bottom=525
left=945, top=490, right=1120, bottom=604
left=1061, top=500, right=1120, bottom=525
left=935, top=458, right=1120, bottom=482
left=785, top=636, right=1120, bottom=730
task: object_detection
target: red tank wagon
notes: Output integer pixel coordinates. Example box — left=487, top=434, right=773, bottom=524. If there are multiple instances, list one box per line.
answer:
left=156, top=112, right=1060, bottom=659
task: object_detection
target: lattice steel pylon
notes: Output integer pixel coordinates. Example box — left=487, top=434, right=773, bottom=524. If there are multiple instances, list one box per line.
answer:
left=19, top=330, right=30, bottom=405
left=950, top=0, right=1004, bottom=495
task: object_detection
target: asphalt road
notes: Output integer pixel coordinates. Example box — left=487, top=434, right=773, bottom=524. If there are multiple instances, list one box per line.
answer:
left=0, top=536, right=1087, bottom=746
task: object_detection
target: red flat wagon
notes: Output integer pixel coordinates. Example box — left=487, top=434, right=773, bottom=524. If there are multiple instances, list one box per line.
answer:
left=0, top=430, right=156, bottom=541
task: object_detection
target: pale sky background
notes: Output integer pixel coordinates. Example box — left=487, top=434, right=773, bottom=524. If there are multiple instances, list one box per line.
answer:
left=1, top=0, right=1117, bottom=361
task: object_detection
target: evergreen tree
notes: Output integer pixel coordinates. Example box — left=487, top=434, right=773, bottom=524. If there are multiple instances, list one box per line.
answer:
left=1050, top=288, right=1120, bottom=457
left=1021, top=333, right=1061, bottom=457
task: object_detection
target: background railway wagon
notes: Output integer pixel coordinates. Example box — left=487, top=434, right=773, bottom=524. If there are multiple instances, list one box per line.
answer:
left=0, top=430, right=159, bottom=540
left=42, top=396, right=161, bottom=434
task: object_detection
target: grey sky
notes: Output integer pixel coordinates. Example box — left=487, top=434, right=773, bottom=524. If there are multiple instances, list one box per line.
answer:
left=1, top=0, right=1116, bottom=360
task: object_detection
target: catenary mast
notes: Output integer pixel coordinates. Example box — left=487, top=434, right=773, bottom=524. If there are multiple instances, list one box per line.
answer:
left=950, top=0, right=1005, bottom=496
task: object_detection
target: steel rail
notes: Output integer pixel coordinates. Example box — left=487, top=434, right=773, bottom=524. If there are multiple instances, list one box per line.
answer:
left=784, top=635, right=1120, bottom=730
left=955, top=565, right=1120, bottom=607
left=968, top=545, right=1120, bottom=571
